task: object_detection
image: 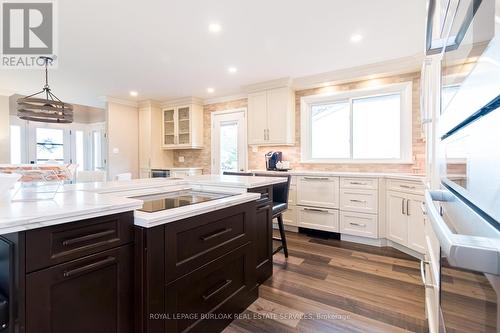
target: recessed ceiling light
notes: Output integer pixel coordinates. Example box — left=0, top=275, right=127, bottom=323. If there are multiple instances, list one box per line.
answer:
left=129, top=91, right=138, bottom=97
left=208, top=23, right=222, bottom=33
left=207, top=87, right=215, bottom=93
left=228, top=66, right=237, bottom=74
left=350, top=34, right=363, bottom=43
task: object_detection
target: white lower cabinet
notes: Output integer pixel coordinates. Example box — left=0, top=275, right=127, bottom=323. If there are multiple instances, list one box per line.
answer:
left=340, top=211, right=378, bottom=238
left=298, top=206, right=339, bottom=232
left=297, top=176, right=339, bottom=208
left=407, top=194, right=426, bottom=253
left=282, top=205, right=297, bottom=226
left=340, top=188, right=378, bottom=214
left=386, top=190, right=426, bottom=253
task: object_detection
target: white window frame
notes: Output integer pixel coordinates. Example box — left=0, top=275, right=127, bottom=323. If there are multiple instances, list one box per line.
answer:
left=210, top=108, right=248, bottom=174
left=8, top=116, right=106, bottom=170
left=301, top=82, right=413, bottom=164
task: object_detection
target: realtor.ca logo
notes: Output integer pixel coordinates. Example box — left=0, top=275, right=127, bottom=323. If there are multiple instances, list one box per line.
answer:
left=1, top=0, right=57, bottom=68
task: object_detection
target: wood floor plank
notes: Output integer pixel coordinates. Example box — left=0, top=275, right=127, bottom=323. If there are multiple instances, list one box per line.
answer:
left=247, top=298, right=304, bottom=328
left=259, top=284, right=415, bottom=333
left=226, top=231, right=428, bottom=333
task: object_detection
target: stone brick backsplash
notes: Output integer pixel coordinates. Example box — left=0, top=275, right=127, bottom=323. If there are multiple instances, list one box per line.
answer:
left=173, top=72, right=425, bottom=175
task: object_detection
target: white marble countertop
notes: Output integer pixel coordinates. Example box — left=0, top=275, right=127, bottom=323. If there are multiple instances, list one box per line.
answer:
left=0, top=175, right=286, bottom=234
left=0, top=191, right=143, bottom=234
left=250, top=169, right=425, bottom=182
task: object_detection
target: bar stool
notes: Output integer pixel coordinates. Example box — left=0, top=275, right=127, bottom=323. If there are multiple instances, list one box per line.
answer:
left=222, top=171, right=254, bottom=176
left=254, top=173, right=290, bottom=258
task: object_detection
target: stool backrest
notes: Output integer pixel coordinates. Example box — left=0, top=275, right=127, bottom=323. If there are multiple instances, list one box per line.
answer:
left=254, top=173, right=291, bottom=205
left=222, top=171, right=254, bottom=176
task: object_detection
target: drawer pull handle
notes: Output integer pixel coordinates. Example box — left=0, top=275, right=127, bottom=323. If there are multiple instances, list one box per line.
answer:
left=202, top=279, right=232, bottom=301
left=303, top=177, right=329, bottom=181
left=303, top=208, right=329, bottom=213
left=349, top=222, right=366, bottom=227
left=349, top=199, right=366, bottom=203
left=350, top=182, right=367, bottom=185
left=62, top=229, right=116, bottom=246
left=402, top=198, right=406, bottom=215
left=200, top=228, right=233, bottom=242
left=400, top=185, right=416, bottom=190
left=63, top=256, right=116, bottom=278
left=421, top=202, right=427, bottom=215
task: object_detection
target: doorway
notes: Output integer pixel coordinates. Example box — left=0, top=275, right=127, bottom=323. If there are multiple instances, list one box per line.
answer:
left=211, top=109, right=247, bottom=174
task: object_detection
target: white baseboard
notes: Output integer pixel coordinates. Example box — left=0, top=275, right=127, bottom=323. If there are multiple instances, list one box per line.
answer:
left=341, top=234, right=387, bottom=247
left=386, top=239, right=424, bottom=259
left=340, top=235, right=424, bottom=259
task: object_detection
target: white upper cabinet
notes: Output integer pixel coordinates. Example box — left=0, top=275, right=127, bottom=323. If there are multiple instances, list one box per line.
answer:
left=161, top=98, right=203, bottom=150
left=247, top=87, right=295, bottom=145
left=139, top=101, right=173, bottom=177
left=247, top=91, right=268, bottom=145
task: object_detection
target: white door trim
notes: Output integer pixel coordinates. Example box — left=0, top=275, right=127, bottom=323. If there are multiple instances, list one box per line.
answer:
left=210, top=108, right=248, bottom=174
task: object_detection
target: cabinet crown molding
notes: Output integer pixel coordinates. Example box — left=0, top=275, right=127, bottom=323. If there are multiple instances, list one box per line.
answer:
left=138, top=99, right=162, bottom=109
left=242, top=77, right=293, bottom=93
left=161, top=96, right=203, bottom=108
left=104, top=96, right=138, bottom=108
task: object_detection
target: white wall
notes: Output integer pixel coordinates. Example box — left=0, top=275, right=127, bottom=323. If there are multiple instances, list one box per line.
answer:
left=0, top=95, right=10, bottom=163
left=106, top=100, right=139, bottom=180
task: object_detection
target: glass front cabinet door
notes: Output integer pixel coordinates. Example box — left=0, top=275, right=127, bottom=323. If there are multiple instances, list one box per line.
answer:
left=161, top=102, right=203, bottom=149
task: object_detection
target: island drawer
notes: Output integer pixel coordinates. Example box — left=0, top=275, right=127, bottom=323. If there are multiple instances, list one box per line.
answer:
left=164, top=202, right=255, bottom=282
left=165, top=243, right=253, bottom=333
left=25, top=212, right=134, bottom=272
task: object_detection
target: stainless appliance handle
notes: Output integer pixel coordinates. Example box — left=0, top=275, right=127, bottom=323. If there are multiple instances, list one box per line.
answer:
left=425, top=190, right=500, bottom=275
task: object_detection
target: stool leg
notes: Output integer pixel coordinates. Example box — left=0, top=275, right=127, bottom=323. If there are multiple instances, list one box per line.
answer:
left=277, top=214, right=288, bottom=258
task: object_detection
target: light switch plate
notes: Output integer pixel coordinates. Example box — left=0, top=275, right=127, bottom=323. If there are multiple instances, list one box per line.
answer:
left=112, top=147, right=119, bottom=154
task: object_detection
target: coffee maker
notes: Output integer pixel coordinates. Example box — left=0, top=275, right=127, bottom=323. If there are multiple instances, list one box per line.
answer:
left=265, top=151, right=282, bottom=170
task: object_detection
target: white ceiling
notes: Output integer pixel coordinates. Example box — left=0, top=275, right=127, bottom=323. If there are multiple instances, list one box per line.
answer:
left=0, top=0, right=426, bottom=107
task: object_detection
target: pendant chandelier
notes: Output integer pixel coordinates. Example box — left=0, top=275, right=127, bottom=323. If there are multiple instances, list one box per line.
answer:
left=17, top=56, right=73, bottom=123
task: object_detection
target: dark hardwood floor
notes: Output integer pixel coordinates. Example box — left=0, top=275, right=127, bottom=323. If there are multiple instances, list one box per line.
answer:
left=224, top=231, right=428, bottom=333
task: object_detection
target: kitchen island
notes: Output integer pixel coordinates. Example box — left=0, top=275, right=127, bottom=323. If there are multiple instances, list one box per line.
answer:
left=0, top=175, right=286, bottom=333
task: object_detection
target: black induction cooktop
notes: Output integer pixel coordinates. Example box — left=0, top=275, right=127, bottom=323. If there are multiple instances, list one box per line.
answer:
left=133, top=190, right=233, bottom=213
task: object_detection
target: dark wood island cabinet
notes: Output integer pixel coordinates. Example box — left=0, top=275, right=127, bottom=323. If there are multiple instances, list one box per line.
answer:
left=135, top=200, right=260, bottom=333
left=0, top=212, right=135, bottom=333
left=0, top=189, right=274, bottom=333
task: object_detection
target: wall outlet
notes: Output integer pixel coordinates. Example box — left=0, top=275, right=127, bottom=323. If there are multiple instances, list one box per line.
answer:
left=178, top=156, right=185, bottom=163
left=112, top=147, right=119, bottom=154
left=251, top=146, right=258, bottom=153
